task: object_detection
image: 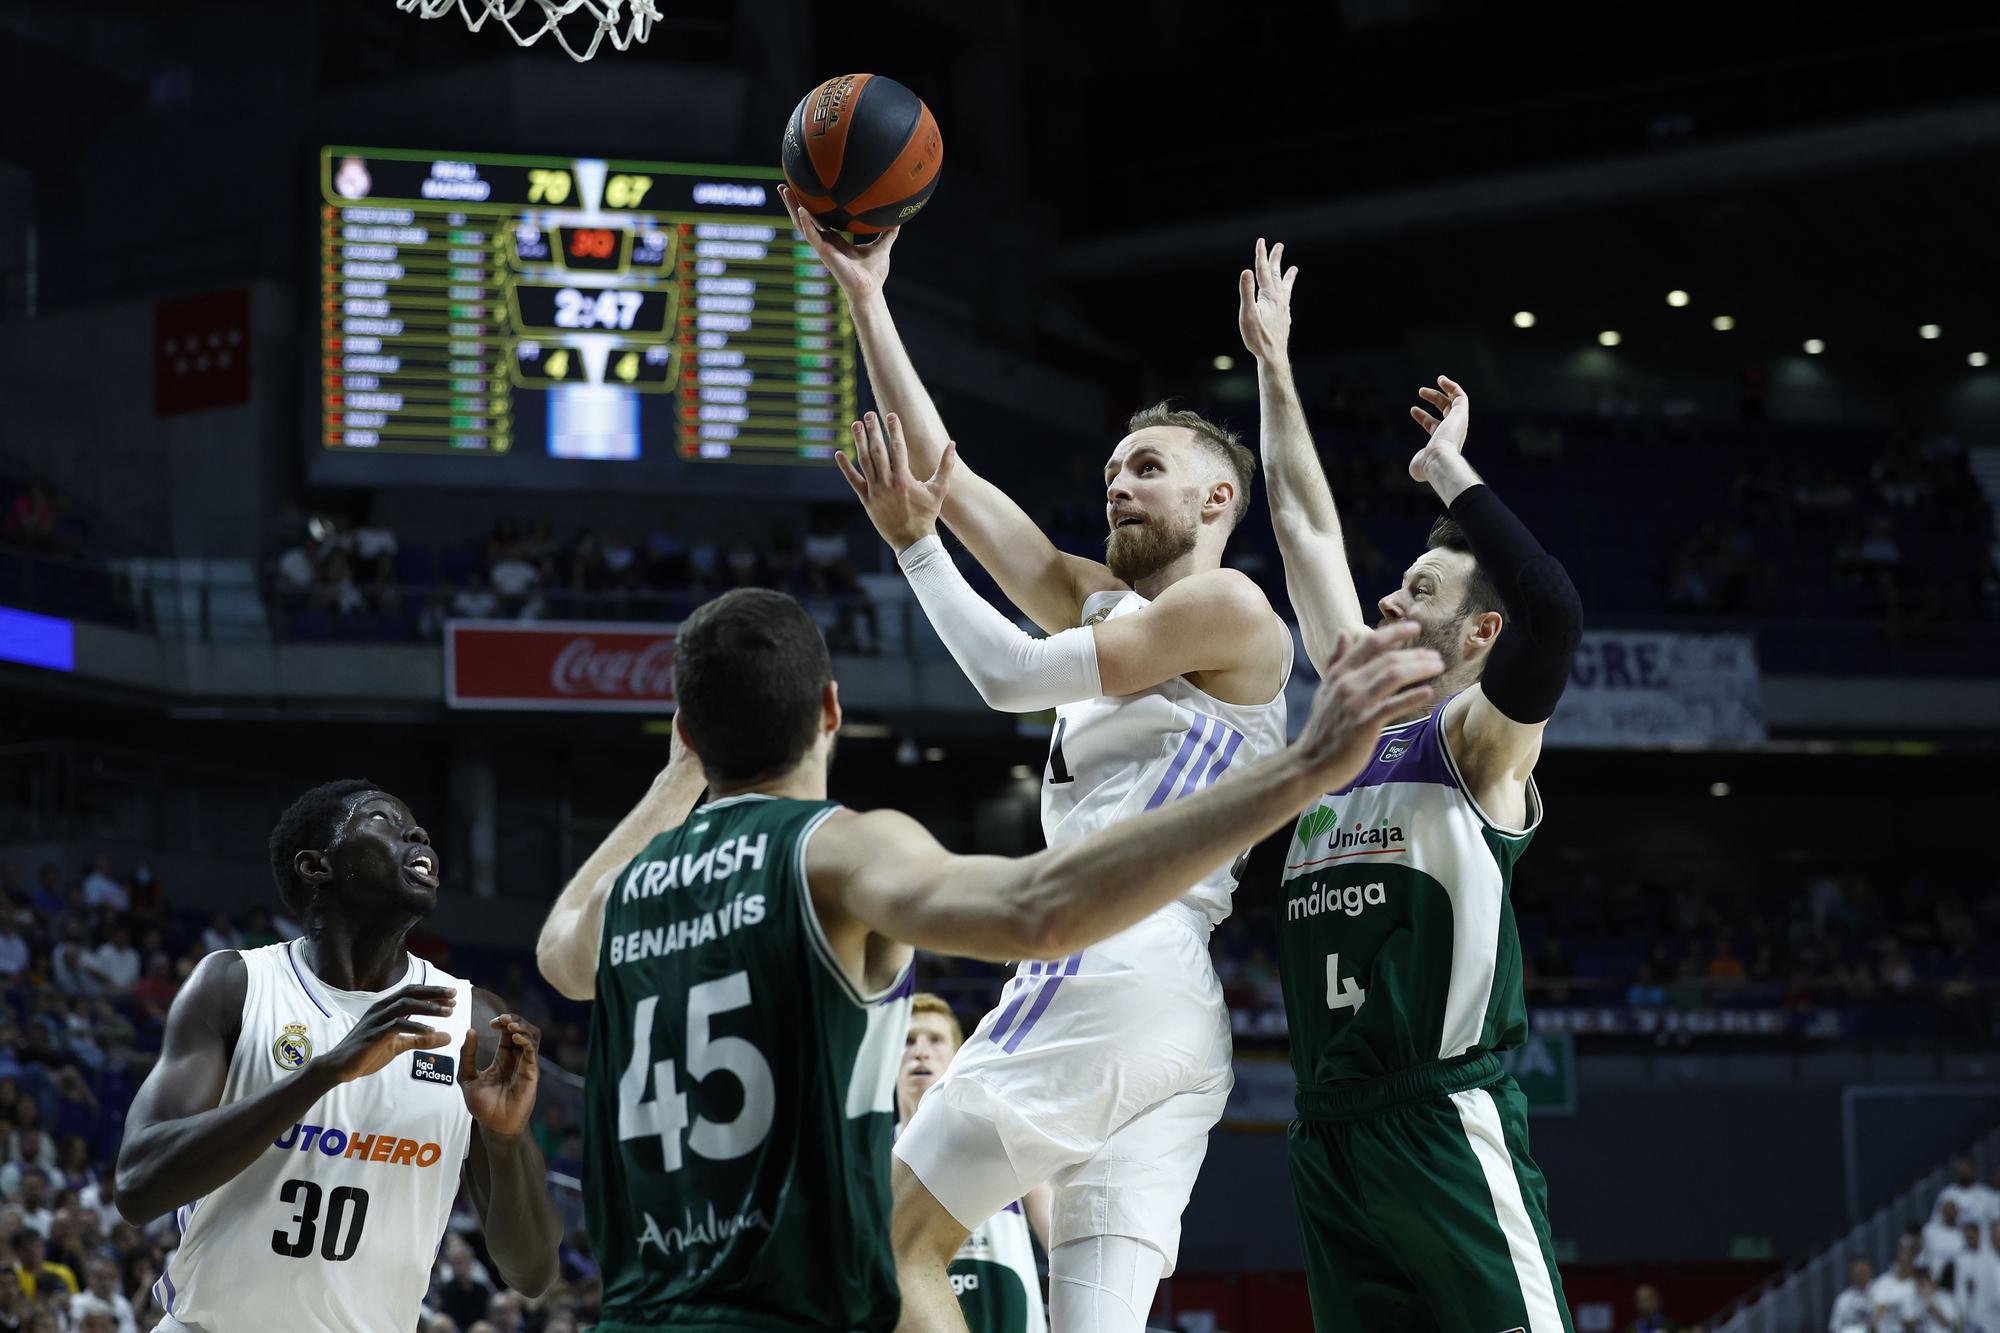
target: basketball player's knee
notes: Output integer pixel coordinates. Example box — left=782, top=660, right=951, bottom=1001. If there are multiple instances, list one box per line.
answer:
left=890, top=1158, right=965, bottom=1266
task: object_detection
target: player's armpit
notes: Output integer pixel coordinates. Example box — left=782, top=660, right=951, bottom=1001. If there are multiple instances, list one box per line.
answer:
left=1091, top=568, right=1287, bottom=700
left=111, top=951, right=250, bottom=1223
left=806, top=808, right=1055, bottom=965
left=1445, top=686, right=1546, bottom=819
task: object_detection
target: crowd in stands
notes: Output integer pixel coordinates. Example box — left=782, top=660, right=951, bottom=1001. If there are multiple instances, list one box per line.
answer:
left=269, top=507, right=880, bottom=652
left=1193, top=854, right=1996, bottom=1048
left=1823, top=1163, right=2000, bottom=1332
left=0, top=850, right=607, bottom=1332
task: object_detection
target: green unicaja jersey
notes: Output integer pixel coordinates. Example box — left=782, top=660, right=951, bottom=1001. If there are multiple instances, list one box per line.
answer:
left=584, top=793, right=913, bottom=1332
left=1275, top=698, right=1541, bottom=1088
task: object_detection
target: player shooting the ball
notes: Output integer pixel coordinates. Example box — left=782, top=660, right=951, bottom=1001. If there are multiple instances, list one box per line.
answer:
left=789, top=185, right=1294, bottom=1333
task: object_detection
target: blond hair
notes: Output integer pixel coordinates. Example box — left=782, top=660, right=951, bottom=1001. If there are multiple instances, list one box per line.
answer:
left=1125, top=402, right=1255, bottom=528
left=909, top=992, right=963, bottom=1047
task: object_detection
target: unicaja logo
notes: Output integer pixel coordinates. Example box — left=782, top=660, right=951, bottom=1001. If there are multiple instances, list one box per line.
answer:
left=1296, top=804, right=1406, bottom=856
left=1298, top=806, right=1340, bottom=846
left=551, top=638, right=675, bottom=698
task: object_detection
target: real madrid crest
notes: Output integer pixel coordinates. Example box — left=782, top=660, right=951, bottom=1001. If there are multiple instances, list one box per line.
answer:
left=272, top=1020, right=313, bottom=1071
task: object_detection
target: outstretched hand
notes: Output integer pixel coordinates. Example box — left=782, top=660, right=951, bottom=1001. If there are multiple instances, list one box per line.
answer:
left=780, top=183, right=898, bottom=301
left=1408, top=375, right=1471, bottom=485
left=835, top=411, right=958, bottom=554
left=459, top=1013, right=541, bottom=1139
left=1237, top=237, right=1299, bottom=363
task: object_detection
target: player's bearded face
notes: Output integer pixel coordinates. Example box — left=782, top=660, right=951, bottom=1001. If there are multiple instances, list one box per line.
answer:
left=1105, top=506, right=1199, bottom=585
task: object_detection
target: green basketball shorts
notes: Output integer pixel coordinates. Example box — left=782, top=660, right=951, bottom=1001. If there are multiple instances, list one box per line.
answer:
left=1286, top=1055, right=1573, bottom=1333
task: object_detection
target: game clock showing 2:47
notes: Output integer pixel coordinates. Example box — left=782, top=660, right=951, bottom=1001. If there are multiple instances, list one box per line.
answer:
left=509, top=284, right=673, bottom=335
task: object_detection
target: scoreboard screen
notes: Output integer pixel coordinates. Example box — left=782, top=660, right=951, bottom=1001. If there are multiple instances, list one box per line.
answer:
left=311, top=145, right=858, bottom=494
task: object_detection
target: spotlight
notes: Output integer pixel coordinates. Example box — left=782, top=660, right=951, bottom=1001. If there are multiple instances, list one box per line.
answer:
left=1512, top=311, right=1536, bottom=329
left=1920, top=324, right=1942, bottom=341
left=1211, top=354, right=1234, bottom=372
left=1803, top=339, right=1825, bottom=355
left=923, top=747, right=946, bottom=763
left=1711, top=315, right=1736, bottom=332
left=1598, top=330, right=1621, bottom=347
left=1666, top=290, right=1690, bottom=308
left=1710, top=782, right=1731, bottom=798
left=1971, top=352, right=1990, bottom=368
left=1009, top=764, right=1034, bottom=781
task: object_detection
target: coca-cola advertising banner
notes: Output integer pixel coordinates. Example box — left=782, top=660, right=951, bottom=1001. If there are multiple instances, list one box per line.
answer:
left=445, top=620, right=677, bottom=712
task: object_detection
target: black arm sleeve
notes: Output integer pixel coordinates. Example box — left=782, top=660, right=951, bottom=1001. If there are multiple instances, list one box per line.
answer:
left=1446, top=484, right=1584, bottom=724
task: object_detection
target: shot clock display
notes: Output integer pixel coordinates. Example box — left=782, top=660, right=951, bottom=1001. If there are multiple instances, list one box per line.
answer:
left=315, top=146, right=857, bottom=483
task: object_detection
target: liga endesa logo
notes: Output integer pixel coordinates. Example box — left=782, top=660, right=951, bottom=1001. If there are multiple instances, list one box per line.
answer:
left=446, top=621, right=678, bottom=712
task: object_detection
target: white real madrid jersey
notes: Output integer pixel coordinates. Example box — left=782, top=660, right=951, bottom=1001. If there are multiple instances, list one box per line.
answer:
left=155, top=941, right=476, bottom=1333
left=1041, top=589, right=1292, bottom=928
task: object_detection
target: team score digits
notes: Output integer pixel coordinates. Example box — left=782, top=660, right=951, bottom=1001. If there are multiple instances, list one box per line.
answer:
left=603, top=173, right=654, bottom=209
left=271, top=1179, right=370, bottom=1261
left=526, top=168, right=573, bottom=204
left=619, top=971, right=775, bottom=1171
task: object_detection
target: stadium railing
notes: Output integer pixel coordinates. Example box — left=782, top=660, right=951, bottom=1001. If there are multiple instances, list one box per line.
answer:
left=1709, top=1123, right=2000, bottom=1333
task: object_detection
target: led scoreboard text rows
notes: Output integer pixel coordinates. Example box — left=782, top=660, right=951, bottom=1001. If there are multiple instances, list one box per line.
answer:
left=318, top=147, right=857, bottom=464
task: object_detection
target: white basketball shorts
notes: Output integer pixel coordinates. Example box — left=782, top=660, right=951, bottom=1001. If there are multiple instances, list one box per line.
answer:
left=894, top=906, right=1232, bottom=1272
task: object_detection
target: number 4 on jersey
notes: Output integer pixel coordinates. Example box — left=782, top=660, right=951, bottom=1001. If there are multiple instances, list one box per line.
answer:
left=1326, top=953, right=1367, bottom=1012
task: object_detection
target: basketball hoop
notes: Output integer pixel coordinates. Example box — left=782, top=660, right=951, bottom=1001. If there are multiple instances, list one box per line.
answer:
left=394, top=0, right=659, bottom=63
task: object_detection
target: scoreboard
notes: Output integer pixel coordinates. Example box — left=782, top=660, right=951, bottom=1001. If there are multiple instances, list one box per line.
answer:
left=314, top=145, right=857, bottom=487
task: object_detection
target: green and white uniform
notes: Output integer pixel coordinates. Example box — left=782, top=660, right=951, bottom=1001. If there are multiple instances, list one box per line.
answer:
left=1275, top=696, right=1572, bottom=1333
left=583, top=794, right=913, bottom=1333
left=950, top=1200, right=1047, bottom=1333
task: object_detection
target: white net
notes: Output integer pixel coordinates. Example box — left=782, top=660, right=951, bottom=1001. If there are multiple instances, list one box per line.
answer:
left=394, top=0, right=659, bottom=63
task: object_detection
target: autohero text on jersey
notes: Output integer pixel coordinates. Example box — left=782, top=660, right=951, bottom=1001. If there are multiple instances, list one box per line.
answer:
left=273, top=1123, right=445, bottom=1168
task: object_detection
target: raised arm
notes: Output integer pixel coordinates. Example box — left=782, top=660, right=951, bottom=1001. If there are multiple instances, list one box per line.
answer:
left=783, top=186, right=1118, bottom=633
left=1408, top=377, right=1584, bottom=804
left=115, top=953, right=455, bottom=1224
left=536, top=733, right=707, bottom=1001
left=809, top=621, right=1441, bottom=962
left=1239, top=239, right=1371, bottom=665
left=840, top=412, right=1286, bottom=709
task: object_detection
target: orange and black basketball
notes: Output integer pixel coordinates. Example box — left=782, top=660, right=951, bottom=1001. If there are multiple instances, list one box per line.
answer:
left=782, top=74, right=943, bottom=235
